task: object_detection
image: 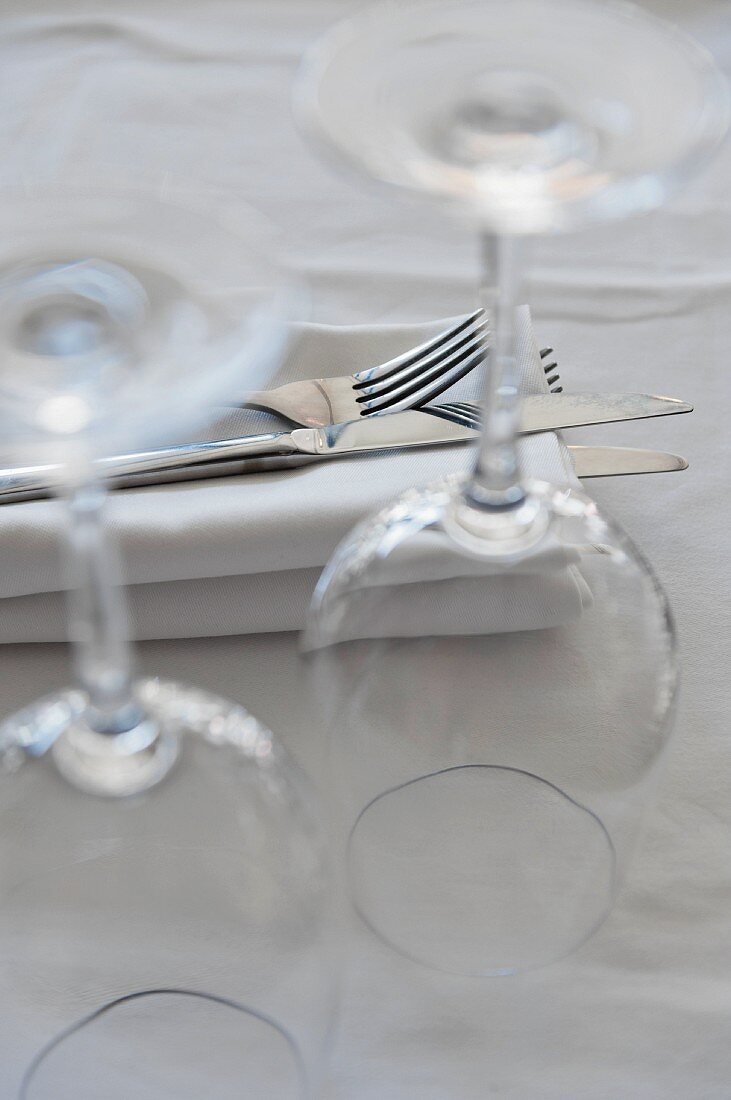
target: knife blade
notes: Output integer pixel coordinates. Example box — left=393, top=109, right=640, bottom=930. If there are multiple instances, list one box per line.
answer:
left=453, top=392, right=690, bottom=434
left=307, top=393, right=691, bottom=457
left=0, top=434, right=688, bottom=504
left=568, top=446, right=687, bottom=477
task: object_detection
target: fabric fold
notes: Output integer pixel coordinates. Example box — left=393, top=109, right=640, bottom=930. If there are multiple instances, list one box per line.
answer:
left=0, top=307, right=580, bottom=642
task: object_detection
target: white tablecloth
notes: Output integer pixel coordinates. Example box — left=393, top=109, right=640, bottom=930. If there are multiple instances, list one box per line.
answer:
left=0, top=1, right=729, bottom=1097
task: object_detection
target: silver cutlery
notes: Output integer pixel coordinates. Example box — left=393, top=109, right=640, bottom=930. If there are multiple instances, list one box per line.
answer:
left=239, top=310, right=561, bottom=426
left=566, top=446, right=687, bottom=478
left=0, top=395, right=690, bottom=503
left=0, top=446, right=687, bottom=505
left=539, top=348, right=562, bottom=392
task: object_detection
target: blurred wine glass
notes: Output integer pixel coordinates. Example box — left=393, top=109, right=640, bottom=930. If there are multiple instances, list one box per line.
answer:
left=0, top=182, right=334, bottom=1097
left=298, top=0, right=727, bottom=975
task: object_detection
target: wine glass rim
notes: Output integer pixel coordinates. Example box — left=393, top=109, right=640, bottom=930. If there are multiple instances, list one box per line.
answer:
left=294, top=0, right=731, bottom=229
left=0, top=173, right=307, bottom=461
left=0, top=174, right=307, bottom=336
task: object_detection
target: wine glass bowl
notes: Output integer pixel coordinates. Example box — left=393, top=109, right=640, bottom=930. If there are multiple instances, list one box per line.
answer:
left=298, top=0, right=730, bottom=233
left=305, top=474, right=677, bottom=975
left=0, top=184, right=294, bottom=467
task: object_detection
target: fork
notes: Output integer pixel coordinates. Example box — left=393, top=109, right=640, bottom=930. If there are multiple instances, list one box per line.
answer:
left=427, top=342, right=563, bottom=427
left=238, top=309, right=561, bottom=427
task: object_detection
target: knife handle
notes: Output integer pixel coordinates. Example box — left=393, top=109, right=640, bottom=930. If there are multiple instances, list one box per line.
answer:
left=0, top=431, right=316, bottom=504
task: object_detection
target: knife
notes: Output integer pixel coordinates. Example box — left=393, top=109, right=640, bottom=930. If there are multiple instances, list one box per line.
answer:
left=0, top=401, right=689, bottom=504
left=0, top=446, right=688, bottom=505
left=0, top=390, right=690, bottom=487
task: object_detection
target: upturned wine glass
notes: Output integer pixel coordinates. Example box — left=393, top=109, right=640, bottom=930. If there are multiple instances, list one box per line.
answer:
left=298, top=0, right=728, bottom=975
left=0, top=183, right=335, bottom=1097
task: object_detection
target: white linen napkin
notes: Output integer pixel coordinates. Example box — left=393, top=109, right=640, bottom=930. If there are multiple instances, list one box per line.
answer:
left=0, top=307, right=583, bottom=642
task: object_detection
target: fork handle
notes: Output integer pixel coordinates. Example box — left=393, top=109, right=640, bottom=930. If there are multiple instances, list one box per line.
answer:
left=0, top=431, right=314, bottom=504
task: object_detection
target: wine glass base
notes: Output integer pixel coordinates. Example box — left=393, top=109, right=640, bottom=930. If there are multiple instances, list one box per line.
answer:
left=347, top=764, right=616, bottom=976
left=0, top=677, right=274, bottom=798
left=444, top=484, right=552, bottom=559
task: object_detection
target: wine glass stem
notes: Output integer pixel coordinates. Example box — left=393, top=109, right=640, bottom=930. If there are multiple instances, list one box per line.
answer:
left=65, top=478, right=143, bottom=735
left=468, top=232, right=525, bottom=510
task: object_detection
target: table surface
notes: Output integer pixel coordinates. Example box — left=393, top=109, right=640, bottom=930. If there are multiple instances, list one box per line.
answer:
left=0, top=1, right=729, bottom=1096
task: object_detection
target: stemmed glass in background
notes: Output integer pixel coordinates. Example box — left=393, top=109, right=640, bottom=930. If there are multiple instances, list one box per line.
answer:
left=0, top=184, right=334, bottom=1098
left=299, top=0, right=728, bottom=975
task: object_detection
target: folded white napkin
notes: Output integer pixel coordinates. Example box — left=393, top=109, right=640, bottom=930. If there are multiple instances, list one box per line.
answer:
left=0, top=307, right=582, bottom=642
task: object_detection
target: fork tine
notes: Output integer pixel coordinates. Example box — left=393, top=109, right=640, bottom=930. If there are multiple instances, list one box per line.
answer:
left=358, top=341, right=485, bottom=414
left=402, top=343, right=487, bottom=410
left=424, top=403, right=481, bottom=429
left=354, top=311, right=561, bottom=416
left=449, top=405, right=481, bottom=429
left=434, top=402, right=471, bottom=418
left=354, top=316, right=489, bottom=399
left=357, top=318, right=487, bottom=410
left=352, top=309, right=485, bottom=386
left=546, top=364, right=562, bottom=392
left=425, top=347, right=566, bottom=427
